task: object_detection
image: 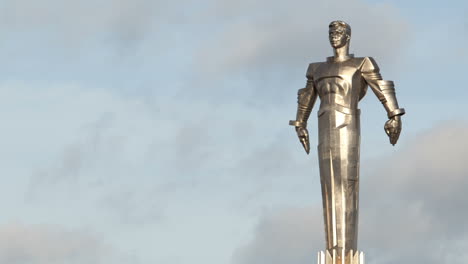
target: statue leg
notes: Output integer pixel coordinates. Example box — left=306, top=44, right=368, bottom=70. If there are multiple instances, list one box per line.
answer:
left=317, top=109, right=361, bottom=263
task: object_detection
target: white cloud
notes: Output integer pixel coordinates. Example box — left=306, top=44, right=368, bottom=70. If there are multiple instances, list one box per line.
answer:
left=232, top=206, right=323, bottom=264
left=195, top=0, right=408, bottom=80
left=0, top=223, right=138, bottom=264
left=0, top=0, right=166, bottom=43
left=0, top=81, right=169, bottom=226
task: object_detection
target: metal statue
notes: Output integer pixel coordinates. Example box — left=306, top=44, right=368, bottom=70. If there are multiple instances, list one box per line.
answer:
left=289, top=21, right=405, bottom=264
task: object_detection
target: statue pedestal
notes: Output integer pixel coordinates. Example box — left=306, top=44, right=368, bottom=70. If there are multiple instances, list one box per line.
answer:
left=317, top=250, right=364, bottom=264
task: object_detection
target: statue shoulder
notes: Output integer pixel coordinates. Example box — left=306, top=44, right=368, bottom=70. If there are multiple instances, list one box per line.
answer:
left=306, top=62, right=324, bottom=79
left=358, top=56, right=380, bottom=73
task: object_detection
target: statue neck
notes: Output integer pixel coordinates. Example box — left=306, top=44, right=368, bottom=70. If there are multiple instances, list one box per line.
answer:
left=333, top=43, right=351, bottom=61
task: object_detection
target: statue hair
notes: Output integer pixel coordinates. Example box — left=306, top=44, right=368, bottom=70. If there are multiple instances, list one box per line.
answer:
left=329, top=21, right=351, bottom=37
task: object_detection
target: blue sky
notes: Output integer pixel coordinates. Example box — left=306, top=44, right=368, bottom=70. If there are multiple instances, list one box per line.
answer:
left=0, top=0, right=467, bottom=263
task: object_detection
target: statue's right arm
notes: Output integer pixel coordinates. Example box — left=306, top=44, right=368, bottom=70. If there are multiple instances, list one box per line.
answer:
left=289, top=64, right=318, bottom=154
left=289, top=78, right=318, bottom=128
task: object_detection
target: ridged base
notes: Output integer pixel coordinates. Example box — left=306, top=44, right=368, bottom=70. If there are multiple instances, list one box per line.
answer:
left=317, top=249, right=364, bottom=264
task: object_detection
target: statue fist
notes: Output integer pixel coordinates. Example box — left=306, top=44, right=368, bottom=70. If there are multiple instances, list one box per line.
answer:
left=384, top=116, right=402, bottom=146
left=295, top=127, right=311, bottom=154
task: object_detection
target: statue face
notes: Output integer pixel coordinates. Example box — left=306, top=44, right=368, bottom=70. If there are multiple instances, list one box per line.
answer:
left=329, top=28, right=349, bottom=49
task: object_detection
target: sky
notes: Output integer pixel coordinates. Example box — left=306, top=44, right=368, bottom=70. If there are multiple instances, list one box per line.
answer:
left=0, top=0, right=467, bottom=263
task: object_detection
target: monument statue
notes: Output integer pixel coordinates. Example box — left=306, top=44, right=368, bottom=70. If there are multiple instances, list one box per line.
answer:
left=289, top=21, right=405, bottom=264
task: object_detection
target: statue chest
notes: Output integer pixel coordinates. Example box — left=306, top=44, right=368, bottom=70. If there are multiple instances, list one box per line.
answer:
left=311, top=61, right=366, bottom=106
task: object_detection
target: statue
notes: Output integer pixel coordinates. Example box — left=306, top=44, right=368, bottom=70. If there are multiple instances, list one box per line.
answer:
left=289, top=21, right=405, bottom=264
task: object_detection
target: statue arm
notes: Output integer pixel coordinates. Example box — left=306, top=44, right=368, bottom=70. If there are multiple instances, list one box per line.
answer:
left=289, top=78, right=318, bottom=128
left=361, top=57, right=405, bottom=145
left=289, top=64, right=318, bottom=154
left=361, top=57, right=405, bottom=118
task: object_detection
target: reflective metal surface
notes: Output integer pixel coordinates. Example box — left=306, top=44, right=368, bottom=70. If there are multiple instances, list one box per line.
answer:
left=289, top=21, right=405, bottom=264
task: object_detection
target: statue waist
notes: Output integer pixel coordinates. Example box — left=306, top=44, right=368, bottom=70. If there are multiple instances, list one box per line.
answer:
left=318, top=103, right=360, bottom=117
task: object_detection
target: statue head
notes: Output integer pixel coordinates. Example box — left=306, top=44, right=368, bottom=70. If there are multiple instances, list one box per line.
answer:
left=329, top=21, right=351, bottom=49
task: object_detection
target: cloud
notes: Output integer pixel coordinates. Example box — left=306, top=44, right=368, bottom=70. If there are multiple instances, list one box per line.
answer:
left=0, top=81, right=167, bottom=225
left=232, top=121, right=468, bottom=264
left=194, top=0, right=408, bottom=87
left=0, top=0, right=165, bottom=44
left=0, top=223, right=138, bottom=264
left=0, top=0, right=409, bottom=105
left=359, top=121, right=468, bottom=263
left=232, top=206, right=323, bottom=264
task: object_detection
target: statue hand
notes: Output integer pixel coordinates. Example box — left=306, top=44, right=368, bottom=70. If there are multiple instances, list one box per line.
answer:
left=384, top=116, right=402, bottom=146
left=295, top=127, right=310, bottom=154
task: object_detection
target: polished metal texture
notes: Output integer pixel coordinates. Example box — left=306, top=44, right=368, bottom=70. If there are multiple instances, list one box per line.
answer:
left=289, top=21, right=405, bottom=264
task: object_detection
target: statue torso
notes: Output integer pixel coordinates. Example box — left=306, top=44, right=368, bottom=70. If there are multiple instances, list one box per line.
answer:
left=307, top=56, right=368, bottom=110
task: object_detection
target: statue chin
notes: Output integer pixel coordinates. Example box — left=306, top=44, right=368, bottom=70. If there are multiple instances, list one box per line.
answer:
left=330, top=41, right=347, bottom=49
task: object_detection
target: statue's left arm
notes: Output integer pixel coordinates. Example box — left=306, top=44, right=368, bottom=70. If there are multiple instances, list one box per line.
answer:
left=361, top=57, right=405, bottom=145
